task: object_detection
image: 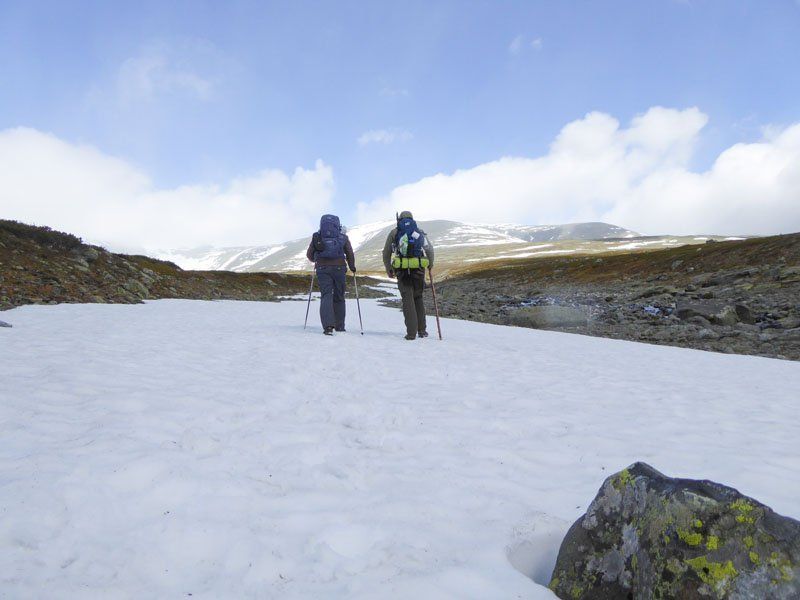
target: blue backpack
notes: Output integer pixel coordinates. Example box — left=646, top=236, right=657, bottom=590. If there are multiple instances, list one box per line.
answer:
left=316, top=214, right=345, bottom=259
left=395, top=217, right=425, bottom=258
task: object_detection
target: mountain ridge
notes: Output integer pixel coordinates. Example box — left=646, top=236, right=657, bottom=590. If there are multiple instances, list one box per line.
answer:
left=157, top=220, right=647, bottom=273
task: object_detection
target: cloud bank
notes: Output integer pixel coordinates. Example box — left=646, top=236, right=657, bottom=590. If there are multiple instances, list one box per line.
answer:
left=0, top=128, right=334, bottom=252
left=357, top=107, right=800, bottom=236
left=3, top=107, right=799, bottom=255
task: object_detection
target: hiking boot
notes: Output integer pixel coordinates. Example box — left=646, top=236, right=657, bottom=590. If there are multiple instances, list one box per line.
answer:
left=324, top=326, right=334, bottom=336
left=404, top=333, right=416, bottom=340
left=418, top=331, right=429, bottom=338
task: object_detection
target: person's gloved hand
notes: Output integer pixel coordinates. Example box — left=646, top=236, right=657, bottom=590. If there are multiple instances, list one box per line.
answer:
left=350, top=266, right=357, bottom=273
left=386, top=269, right=395, bottom=278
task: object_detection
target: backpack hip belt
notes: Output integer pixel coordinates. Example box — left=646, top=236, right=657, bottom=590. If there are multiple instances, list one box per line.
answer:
left=392, top=256, right=429, bottom=270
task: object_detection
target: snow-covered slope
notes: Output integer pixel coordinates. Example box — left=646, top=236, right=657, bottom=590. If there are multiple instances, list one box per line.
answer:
left=158, top=220, right=642, bottom=272
left=3, top=299, right=799, bottom=598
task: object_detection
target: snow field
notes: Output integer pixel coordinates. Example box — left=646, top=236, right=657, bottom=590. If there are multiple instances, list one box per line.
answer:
left=2, top=299, right=799, bottom=598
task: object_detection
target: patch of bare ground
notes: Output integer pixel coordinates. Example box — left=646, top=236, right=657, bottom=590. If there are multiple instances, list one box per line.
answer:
left=0, top=220, right=386, bottom=312
left=406, top=234, right=800, bottom=360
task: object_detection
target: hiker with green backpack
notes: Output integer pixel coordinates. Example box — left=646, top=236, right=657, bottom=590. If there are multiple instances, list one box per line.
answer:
left=382, top=211, right=436, bottom=340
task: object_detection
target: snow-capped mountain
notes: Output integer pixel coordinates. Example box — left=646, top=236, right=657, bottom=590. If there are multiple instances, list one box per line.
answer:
left=159, top=220, right=643, bottom=273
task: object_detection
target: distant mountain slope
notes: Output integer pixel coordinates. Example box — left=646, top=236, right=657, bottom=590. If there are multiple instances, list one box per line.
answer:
left=159, top=220, right=652, bottom=273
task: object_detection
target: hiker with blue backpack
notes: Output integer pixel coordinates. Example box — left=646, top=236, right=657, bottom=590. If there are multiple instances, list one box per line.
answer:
left=382, top=211, right=437, bottom=340
left=306, top=214, right=356, bottom=335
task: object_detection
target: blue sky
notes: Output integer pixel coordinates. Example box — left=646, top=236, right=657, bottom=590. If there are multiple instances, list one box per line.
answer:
left=1, top=0, right=800, bottom=249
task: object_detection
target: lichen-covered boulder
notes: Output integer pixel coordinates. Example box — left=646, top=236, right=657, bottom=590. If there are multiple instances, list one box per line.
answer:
left=549, top=462, right=799, bottom=599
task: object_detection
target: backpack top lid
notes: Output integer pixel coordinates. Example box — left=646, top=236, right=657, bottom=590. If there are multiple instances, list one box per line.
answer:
left=319, top=214, right=341, bottom=238
left=396, top=217, right=424, bottom=257
left=397, top=216, right=417, bottom=235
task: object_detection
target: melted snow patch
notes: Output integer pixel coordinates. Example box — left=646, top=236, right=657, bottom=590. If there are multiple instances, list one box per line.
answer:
left=506, top=512, right=571, bottom=586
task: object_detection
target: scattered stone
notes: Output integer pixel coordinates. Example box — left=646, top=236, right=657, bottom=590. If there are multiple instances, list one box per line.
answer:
left=0, top=320, right=12, bottom=328
left=81, top=247, right=101, bottom=262
left=71, top=256, right=91, bottom=270
left=698, top=327, right=720, bottom=340
left=778, top=317, right=800, bottom=330
left=688, top=315, right=712, bottom=328
left=714, top=305, right=740, bottom=327
left=777, top=266, right=800, bottom=282
left=676, top=301, right=741, bottom=326
left=509, top=305, right=588, bottom=329
left=735, top=304, right=755, bottom=324
left=634, top=286, right=679, bottom=299
left=122, top=279, right=150, bottom=299
left=677, top=301, right=723, bottom=321
left=549, top=462, right=800, bottom=600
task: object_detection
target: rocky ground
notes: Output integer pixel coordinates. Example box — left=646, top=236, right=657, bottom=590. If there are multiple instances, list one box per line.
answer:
left=0, top=220, right=385, bottom=313
left=384, top=233, right=800, bottom=360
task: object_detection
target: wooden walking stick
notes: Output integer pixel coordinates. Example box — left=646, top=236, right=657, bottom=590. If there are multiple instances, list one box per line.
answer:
left=428, top=267, right=443, bottom=340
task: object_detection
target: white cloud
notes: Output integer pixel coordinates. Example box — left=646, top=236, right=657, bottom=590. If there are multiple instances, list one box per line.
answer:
left=118, top=54, right=212, bottom=102
left=508, top=35, right=524, bottom=55
left=357, top=129, right=413, bottom=146
left=356, top=107, right=800, bottom=236
left=509, top=35, right=543, bottom=55
left=380, top=87, right=410, bottom=97
left=0, top=128, right=334, bottom=252
left=104, top=39, right=229, bottom=106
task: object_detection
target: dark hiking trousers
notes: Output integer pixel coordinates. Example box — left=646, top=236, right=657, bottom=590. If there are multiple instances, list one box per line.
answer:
left=397, top=271, right=427, bottom=337
left=316, top=265, right=347, bottom=330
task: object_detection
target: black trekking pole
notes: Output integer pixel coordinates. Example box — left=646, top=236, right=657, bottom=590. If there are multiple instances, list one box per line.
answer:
left=303, top=266, right=316, bottom=330
left=353, top=271, right=364, bottom=335
left=428, top=267, right=443, bottom=340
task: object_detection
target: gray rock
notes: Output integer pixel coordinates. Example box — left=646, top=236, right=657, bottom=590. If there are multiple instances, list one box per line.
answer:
left=777, top=266, right=800, bottom=282
left=677, top=301, right=741, bottom=326
left=698, top=327, right=720, bottom=340
left=735, top=304, right=755, bottom=324
left=122, top=279, right=150, bottom=299
left=778, top=317, right=800, bottom=330
left=82, top=247, right=101, bottom=262
left=549, top=462, right=800, bottom=599
left=634, top=286, right=680, bottom=299
left=509, top=305, right=588, bottom=329
left=71, top=256, right=91, bottom=271
left=0, top=320, right=12, bottom=328
left=677, top=301, right=723, bottom=321
left=688, top=315, right=712, bottom=328
left=715, top=305, right=740, bottom=327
